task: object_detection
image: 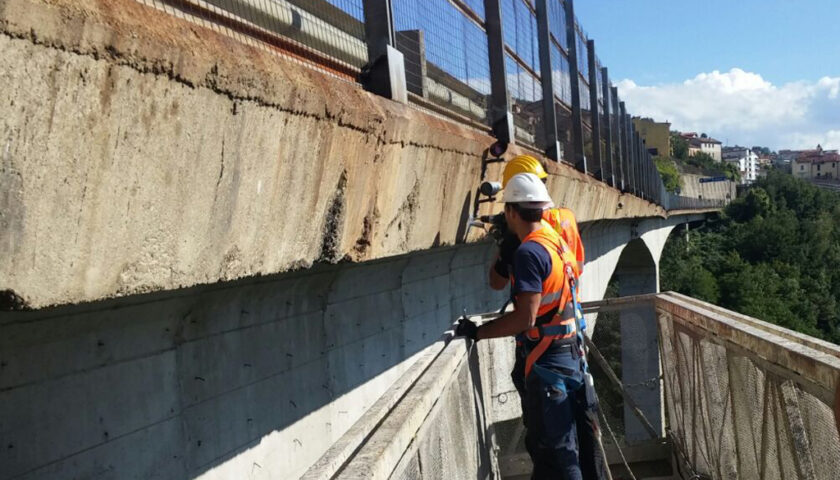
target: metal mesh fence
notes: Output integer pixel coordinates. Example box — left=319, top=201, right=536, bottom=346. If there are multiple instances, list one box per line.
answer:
left=501, top=0, right=543, bottom=145
left=657, top=301, right=840, bottom=480
left=137, top=0, right=368, bottom=76
left=596, top=58, right=611, bottom=181
left=393, top=0, right=490, bottom=122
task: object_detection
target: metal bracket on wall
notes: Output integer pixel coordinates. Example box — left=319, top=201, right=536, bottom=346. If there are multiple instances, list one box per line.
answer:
left=361, top=0, right=407, bottom=103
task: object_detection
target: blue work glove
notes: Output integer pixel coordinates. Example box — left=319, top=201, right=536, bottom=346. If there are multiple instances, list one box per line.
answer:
left=455, top=317, right=479, bottom=341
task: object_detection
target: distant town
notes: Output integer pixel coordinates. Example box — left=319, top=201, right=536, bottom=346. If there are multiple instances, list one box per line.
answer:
left=633, top=117, right=839, bottom=194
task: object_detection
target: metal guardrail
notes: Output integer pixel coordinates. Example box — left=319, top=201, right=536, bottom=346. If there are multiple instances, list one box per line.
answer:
left=664, top=193, right=727, bottom=211
left=133, top=0, right=708, bottom=210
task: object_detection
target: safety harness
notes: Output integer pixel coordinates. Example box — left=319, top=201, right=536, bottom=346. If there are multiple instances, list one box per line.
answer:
left=517, top=225, right=588, bottom=392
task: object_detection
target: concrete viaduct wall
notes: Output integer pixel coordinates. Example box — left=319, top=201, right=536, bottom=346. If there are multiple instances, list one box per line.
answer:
left=0, top=0, right=664, bottom=310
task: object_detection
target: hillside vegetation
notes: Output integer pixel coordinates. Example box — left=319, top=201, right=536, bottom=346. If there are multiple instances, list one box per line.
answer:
left=661, top=171, right=840, bottom=343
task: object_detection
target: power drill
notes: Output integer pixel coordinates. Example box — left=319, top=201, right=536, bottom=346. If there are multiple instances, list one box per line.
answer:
left=478, top=213, right=508, bottom=246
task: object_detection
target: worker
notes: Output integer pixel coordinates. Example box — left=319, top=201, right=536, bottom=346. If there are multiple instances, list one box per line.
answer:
left=489, top=154, right=584, bottom=293
left=485, top=157, right=608, bottom=479
left=457, top=173, right=585, bottom=479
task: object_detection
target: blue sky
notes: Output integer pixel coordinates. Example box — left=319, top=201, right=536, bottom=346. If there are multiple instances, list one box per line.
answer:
left=574, top=0, right=840, bottom=149
left=575, top=0, right=840, bottom=85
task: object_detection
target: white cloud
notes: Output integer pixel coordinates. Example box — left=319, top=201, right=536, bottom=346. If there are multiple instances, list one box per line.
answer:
left=616, top=68, right=840, bottom=151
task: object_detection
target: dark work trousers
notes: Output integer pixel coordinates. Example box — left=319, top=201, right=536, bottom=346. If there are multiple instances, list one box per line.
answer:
left=524, top=349, right=585, bottom=480
left=514, top=345, right=608, bottom=480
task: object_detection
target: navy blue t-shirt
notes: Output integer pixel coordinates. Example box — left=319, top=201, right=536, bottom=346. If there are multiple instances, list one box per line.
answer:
left=512, top=241, right=552, bottom=296
left=513, top=240, right=581, bottom=375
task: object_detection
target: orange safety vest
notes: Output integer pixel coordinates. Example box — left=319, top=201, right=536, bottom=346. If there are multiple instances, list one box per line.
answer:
left=517, top=224, right=581, bottom=378
left=543, top=207, right=585, bottom=277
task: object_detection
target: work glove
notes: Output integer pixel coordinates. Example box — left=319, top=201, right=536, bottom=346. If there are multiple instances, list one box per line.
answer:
left=498, top=232, right=520, bottom=266
left=455, top=317, right=479, bottom=341
left=494, top=231, right=520, bottom=278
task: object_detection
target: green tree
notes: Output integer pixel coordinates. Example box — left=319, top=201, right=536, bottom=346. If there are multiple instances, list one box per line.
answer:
left=660, top=171, right=840, bottom=344
left=670, top=133, right=689, bottom=160
left=654, top=156, right=682, bottom=193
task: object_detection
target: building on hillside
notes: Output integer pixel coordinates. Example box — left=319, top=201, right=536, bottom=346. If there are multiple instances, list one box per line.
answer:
left=681, top=132, right=722, bottom=161
left=793, top=145, right=840, bottom=180
left=722, top=146, right=759, bottom=184
left=633, top=117, right=671, bottom=158
left=775, top=150, right=802, bottom=172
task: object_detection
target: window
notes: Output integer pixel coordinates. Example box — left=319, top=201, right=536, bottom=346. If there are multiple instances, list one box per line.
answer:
left=801, top=165, right=805, bottom=171
left=818, top=164, right=822, bottom=171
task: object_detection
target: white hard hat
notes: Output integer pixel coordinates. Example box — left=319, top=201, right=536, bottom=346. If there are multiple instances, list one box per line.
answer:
left=502, top=173, right=553, bottom=208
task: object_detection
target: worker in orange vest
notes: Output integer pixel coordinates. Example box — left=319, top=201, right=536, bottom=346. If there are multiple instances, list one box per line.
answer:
left=484, top=157, right=608, bottom=479
left=457, top=173, right=585, bottom=479
left=489, top=154, right=584, bottom=291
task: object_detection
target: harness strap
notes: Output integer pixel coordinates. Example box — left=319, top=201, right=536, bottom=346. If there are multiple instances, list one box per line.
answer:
left=524, top=286, right=572, bottom=378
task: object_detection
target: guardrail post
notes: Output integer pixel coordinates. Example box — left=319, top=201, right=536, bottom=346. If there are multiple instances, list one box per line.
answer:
left=614, top=92, right=625, bottom=191
left=636, top=138, right=650, bottom=200
left=362, top=0, right=407, bottom=103
left=602, top=68, right=615, bottom=187
left=564, top=0, right=586, bottom=172
left=618, top=101, right=628, bottom=192
left=484, top=0, right=514, bottom=147
left=636, top=131, right=644, bottom=198
left=586, top=40, right=602, bottom=180
left=649, top=153, right=656, bottom=202
left=633, top=121, right=641, bottom=197
left=629, top=124, right=636, bottom=196
left=644, top=140, right=650, bottom=200
left=535, top=0, right=560, bottom=160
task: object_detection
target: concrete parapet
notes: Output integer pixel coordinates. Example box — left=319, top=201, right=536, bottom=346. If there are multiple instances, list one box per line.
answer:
left=678, top=173, right=736, bottom=201
left=0, top=0, right=664, bottom=310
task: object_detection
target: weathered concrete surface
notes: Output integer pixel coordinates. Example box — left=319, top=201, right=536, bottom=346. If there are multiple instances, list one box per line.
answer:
left=0, top=241, right=506, bottom=480
left=679, top=173, right=736, bottom=201
left=0, top=0, right=665, bottom=309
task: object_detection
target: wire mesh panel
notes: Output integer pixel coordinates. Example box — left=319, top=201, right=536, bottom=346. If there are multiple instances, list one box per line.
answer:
left=139, top=0, right=368, bottom=73
left=504, top=54, right=543, bottom=145
left=548, top=0, right=568, bottom=51
left=657, top=299, right=840, bottom=480
left=596, top=59, right=609, bottom=180
left=550, top=45, right=572, bottom=105
left=500, top=0, right=543, bottom=145
left=393, top=0, right=490, bottom=122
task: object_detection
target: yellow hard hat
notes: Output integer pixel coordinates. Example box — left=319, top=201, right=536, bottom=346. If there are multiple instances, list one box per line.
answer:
left=502, top=155, right=548, bottom=188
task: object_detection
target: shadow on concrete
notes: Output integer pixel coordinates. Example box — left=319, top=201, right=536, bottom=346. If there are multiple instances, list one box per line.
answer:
left=0, top=242, right=507, bottom=479
left=467, top=346, right=495, bottom=478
